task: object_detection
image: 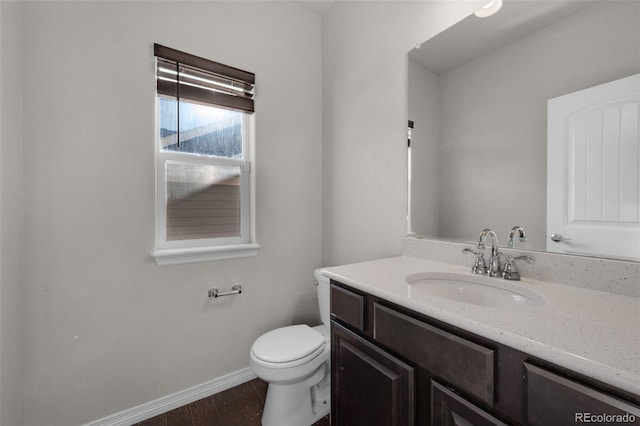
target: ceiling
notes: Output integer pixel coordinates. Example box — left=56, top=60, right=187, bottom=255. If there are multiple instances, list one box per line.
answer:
left=410, top=0, right=596, bottom=75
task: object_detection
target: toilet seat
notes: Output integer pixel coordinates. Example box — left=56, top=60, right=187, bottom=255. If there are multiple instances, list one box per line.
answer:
left=251, top=325, right=326, bottom=368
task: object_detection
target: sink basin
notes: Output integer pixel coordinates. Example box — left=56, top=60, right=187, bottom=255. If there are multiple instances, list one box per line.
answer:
left=406, top=272, right=545, bottom=308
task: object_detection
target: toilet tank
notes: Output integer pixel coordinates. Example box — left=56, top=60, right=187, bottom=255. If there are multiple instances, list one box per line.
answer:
left=314, top=269, right=331, bottom=326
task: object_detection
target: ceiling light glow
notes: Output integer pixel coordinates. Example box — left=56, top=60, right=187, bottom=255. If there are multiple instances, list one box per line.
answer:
left=475, top=0, right=503, bottom=18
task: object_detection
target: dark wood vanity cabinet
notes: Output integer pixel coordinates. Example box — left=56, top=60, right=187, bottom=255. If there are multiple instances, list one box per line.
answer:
left=523, top=363, right=640, bottom=426
left=373, top=303, right=495, bottom=406
left=330, top=280, right=640, bottom=426
left=331, top=322, right=415, bottom=426
left=330, top=283, right=414, bottom=425
left=431, top=381, right=508, bottom=426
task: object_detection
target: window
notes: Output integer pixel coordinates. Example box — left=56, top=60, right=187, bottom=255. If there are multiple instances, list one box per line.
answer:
left=152, top=44, right=259, bottom=265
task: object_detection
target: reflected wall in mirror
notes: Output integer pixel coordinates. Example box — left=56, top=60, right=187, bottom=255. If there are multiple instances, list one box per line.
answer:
left=408, top=0, right=640, bottom=260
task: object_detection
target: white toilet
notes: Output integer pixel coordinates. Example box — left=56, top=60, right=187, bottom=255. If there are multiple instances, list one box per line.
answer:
left=250, top=269, right=331, bottom=426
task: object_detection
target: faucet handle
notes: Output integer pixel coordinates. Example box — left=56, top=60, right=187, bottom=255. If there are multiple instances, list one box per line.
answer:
left=502, top=255, right=534, bottom=281
left=463, top=248, right=488, bottom=275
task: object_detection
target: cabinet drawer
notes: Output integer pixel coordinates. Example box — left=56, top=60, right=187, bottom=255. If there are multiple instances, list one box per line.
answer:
left=524, top=363, right=640, bottom=426
left=373, top=303, right=495, bottom=406
left=432, top=381, right=507, bottom=426
left=330, top=283, right=365, bottom=332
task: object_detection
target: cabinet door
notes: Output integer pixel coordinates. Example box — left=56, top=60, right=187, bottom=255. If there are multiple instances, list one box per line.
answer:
left=524, top=363, right=640, bottom=426
left=431, top=381, right=508, bottom=426
left=331, top=321, right=415, bottom=426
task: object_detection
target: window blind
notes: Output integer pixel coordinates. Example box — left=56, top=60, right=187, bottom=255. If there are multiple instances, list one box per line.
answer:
left=154, top=44, right=255, bottom=114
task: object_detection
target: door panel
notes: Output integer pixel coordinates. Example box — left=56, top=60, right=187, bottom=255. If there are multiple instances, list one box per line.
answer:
left=547, top=73, right=640, bottom=260
left=331, top=321, right=415, bottom=426
left=431, top=381, right=508, bottom=426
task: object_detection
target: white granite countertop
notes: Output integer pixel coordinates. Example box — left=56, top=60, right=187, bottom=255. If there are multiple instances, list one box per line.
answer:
left=322, top=256, right=640, bottom=396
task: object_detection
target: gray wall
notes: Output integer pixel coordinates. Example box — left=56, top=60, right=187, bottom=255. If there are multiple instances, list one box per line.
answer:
left=8, top=1, right=323, bottom=424
left=322, top=1, right=479, bottom=266
left=1, top=2, right=25, bottom=425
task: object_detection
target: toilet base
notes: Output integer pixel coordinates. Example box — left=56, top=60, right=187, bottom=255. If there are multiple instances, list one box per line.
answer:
left=261, top=364, right=330, bottom=426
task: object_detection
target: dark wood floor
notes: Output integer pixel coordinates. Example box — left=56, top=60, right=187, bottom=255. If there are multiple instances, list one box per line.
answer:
left=136, top=378, right=330, bottom=426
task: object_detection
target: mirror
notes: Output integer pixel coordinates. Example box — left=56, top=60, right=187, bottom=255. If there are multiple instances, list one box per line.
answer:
left=407, top=0, right=640, bottom=260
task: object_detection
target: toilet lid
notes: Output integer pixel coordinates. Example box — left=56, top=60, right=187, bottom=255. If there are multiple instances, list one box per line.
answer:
left=252, top=324, right=325, bottom=363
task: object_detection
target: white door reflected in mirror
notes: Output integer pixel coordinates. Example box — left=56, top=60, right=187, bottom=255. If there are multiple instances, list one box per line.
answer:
left=547, top=73, right=640, bottom=261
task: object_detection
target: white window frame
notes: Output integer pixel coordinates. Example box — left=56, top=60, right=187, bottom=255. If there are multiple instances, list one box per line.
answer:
left=151, top=89, right=259, bottom=265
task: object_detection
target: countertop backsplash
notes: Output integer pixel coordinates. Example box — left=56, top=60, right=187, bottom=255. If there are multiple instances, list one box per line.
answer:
left=402, top=237, right=640, bottom=298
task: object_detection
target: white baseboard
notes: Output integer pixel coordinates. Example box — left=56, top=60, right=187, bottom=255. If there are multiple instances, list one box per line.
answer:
left=85, top=367, right=257, bottom=426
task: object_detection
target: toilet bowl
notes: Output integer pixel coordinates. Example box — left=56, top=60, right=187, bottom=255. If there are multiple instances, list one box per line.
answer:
left=249, top=269, right=331, bottom=426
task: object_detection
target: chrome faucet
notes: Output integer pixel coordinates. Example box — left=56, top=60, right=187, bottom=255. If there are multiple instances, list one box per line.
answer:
left=462, top=248, right=488, bottom=275
left=502, top=255, right=534, bottom=281
left=508, top=226, right=527, bottom=248
left=477, top=228, right=501, bottom=277
left=467, top=228, right=534, bottom=281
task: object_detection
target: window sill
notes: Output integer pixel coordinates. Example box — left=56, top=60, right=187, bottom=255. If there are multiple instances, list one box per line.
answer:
left=151, top=243, right=260, bottom=266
